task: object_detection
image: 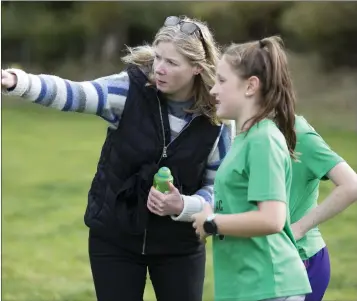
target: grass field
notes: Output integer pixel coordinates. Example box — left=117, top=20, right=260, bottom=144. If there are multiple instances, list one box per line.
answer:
left=2, top=98, right=357, bottom=301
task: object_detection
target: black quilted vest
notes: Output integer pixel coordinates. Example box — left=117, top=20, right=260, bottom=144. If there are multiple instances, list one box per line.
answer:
left=84, top=65, right=221, bottom=255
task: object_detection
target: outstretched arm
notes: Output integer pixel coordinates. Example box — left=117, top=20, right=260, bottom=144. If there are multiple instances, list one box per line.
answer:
left=1, top=68, right=130, bottom=127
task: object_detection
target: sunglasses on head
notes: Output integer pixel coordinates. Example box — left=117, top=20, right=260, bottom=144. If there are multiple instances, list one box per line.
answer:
left=164, top=16, right=208, bottom=58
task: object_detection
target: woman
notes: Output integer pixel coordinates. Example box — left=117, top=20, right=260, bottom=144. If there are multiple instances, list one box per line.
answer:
left=192, top=36, right=312, bottom=301
left=1, top=16, right=233, bottom=301
left=289, top=115, right=357, bottom=301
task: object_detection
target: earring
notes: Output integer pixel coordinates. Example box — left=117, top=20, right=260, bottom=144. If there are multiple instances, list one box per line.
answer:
left=245, top=92, right=250, bottom=96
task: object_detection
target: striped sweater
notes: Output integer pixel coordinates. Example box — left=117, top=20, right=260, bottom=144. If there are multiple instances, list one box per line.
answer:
left=3, top=68, right=235, bottom=221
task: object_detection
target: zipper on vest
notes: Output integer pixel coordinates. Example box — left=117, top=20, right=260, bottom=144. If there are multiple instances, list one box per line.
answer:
left=140, top=96, right=199, bottom=254
left=162, top=146, right=167, bottom=158
left=141, top=229, right=147, bottom=255
left=156, top=96, right=198, bottom=164
left=157, top=96, right=167, bottom=160
left=158, top=117, right=197, bottom=164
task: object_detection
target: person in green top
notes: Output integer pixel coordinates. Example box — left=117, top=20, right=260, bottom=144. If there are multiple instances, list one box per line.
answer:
left=288, top=115, right=357, bottom=301
left=192, top=36, right=312, bottom=301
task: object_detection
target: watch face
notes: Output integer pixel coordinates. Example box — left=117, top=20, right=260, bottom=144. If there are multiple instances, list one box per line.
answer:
left=203, top=221, right=216, bottom=234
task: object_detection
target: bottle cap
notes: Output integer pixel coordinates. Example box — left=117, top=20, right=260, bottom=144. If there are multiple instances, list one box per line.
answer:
left=156, top=167, right=171, bottom=180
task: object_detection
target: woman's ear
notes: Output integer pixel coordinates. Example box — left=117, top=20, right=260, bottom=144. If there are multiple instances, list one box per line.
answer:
left=193, top=65, right=203, bottom=76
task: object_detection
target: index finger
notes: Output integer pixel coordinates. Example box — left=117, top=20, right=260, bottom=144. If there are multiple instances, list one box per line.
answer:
left=150, top=186, right=166, bottom=199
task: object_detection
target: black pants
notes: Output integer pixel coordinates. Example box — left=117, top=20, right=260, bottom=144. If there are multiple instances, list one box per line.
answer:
left=88, top=230, right=206, bottom=301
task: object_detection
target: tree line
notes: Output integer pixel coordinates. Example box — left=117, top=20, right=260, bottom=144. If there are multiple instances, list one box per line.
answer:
left=2, top=2, right=357, bottom=71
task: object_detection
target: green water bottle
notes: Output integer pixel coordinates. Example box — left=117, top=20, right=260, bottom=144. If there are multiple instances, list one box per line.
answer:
left=153, top=167, right=173, bottom=193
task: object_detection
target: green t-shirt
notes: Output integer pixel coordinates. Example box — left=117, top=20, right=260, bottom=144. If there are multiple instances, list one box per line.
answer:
left=212, top=119, right=311, bottom=301
left=290, top=116, right=344, bottom=260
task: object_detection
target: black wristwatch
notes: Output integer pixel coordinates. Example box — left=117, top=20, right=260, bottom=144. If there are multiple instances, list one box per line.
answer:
left=203, top=214, right=218, bottom=235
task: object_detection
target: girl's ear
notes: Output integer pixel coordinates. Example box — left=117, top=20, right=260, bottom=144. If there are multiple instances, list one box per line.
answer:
left=245, top=76, right=260, bottom=97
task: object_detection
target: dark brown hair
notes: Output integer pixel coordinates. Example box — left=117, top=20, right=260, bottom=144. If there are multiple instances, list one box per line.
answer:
left=224, top=36, right=297, bottom=158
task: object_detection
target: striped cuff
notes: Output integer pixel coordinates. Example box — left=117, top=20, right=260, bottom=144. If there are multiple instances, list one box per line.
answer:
left=171, top=195, right=204, bottom=222
left=2, top=69, right=30, bottom=97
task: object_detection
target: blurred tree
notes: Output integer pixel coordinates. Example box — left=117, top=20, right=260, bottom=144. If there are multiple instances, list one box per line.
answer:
left=2, top=2, right=86, bottom=70
left=281, top=2, right=357, bottom=69
left=51, top=2, right=198, bottom=65
left=193, top=2, right=292, bottom=46
left=2, top=1, right=357, bottom=71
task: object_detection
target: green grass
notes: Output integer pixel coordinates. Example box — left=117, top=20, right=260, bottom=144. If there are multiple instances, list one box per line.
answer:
left=2, top=100, right=357, bottom=301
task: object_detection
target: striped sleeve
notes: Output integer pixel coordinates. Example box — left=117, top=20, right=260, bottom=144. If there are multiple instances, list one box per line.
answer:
left=2, top=68, right=130, bottom=127
left=171, top=121, right=235, bottom=222
left=195, top=120, right=235, bottom=205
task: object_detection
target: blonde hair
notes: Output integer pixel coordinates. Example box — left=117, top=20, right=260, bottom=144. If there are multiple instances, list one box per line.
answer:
left=121, top=16, right=221, bottom=124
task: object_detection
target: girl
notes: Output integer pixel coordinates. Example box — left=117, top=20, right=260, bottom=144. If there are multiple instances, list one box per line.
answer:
left=289, top=115, right=357, bottom=301
left=192, top=36, right=311, bottom=301
left=1, top=16, right=233, bottom=301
